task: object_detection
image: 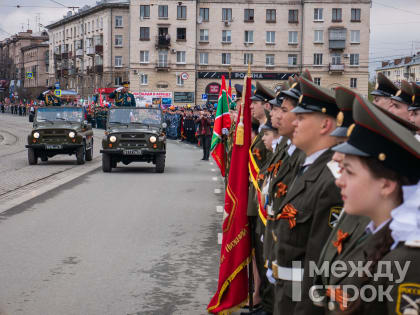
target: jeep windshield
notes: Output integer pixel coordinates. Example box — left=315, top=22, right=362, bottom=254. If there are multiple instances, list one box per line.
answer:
left=36, top=107, right=84, bottom=123
left=108, top=108, right=162, bottom=126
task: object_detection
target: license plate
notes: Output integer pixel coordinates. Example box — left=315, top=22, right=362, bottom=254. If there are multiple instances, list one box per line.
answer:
left=123, top=149, right=142, bottom=155
left=46, top=144, right=63, bottom=149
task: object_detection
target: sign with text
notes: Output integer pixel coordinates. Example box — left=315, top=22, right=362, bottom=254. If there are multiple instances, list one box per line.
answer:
left=198, top=72, right=297, bottom=81
left=133, top=91, right=173, bottom=108
left=174, top=92, right=194, bottom=103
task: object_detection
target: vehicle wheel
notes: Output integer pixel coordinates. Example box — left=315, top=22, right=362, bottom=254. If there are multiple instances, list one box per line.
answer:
left=111, top=160, right=117, bottom=168
left=41, top=156, right=48, bottom=162
left=28, top=148, right=38, bottom=165
left=102, top=153, right=112, bottom=172
left=155, top=154, right=165, bottom=173
left=76, top=144, right=86, bottom=165
left=85, top=140, right=93, bottom=161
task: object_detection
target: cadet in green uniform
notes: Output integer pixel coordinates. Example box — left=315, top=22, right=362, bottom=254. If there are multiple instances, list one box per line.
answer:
left=37, top=86, right=61, bottom=106
left=272, top=77, right=343, bottom=315
left=389, top=80, right=412, bottom=121
left=371, top=72, right=398, bottom=111
left=321, top=94, right=420, bottom=314
left=409, top=82, right=420, bottom=140
left=109, top=81, right=136, bottom=107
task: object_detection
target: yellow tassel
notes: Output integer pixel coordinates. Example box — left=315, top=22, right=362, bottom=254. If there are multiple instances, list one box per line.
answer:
left=235, top=121, right=244, bottom=145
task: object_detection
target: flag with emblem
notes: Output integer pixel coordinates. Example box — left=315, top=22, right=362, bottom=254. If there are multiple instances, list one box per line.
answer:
left=211, top=75, right=232, bottom=177
left=207, top=75, right=252, bottom=315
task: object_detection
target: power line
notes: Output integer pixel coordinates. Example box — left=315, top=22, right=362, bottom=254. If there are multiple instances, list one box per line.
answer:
left=372, top=1, right=420, bottom=16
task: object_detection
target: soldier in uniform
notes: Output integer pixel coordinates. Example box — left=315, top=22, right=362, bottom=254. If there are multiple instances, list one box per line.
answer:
left=371, top=72, right=398, bottom=111
left=109, top=81, right=136, bottom=107
left=271, top=77, right=343, bottom=315
left=409, top=82, right=420, bottom=141
left=243, top=82, right=275, bottom=315
left=321, top=94, right=420, bottom=314
left=37, top=86, right=61, bottom=106
left=389, top=80, right=412, bottom=121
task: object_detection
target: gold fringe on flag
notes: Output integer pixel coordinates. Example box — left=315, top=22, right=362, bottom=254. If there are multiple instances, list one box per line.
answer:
left=235, top=66, right=249, bottom=146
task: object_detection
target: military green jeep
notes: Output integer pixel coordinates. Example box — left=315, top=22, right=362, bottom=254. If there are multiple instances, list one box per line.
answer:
left=26, top=107, right=94, bottom=165
left=100, top=107, right=167, bottom=173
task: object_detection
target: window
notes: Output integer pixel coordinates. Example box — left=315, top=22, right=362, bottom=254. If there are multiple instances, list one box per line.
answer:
left=314, top=78, right=321, bottom=85
left=177, top=6, right=187, bottom=19
left=350, top=78, right=357, bottom=88
left=200, top=8, right=209, bottom=21
left=199, top=52, right=209, bottom=65
left=351, top=9, right=361, bottom=22
left=140, top=50, right=149, bottom=63
left=100, top=17, right=103, bottom=28
left=266, top=9, right=276, bottom=22
left=244, top=53, right=253, bottom=65
left=222, top=53, right=231, bottom=65
left=245, top=31, right=254, bottom=43
left=115, top=77, right=122, bottom=86
left=244, top=9, right=254, bottom=22
left=177, top=28, right=186, bottom=41
left=332, top=8, right=342, bottom=22
left=115, top=16, right=123, bottom=27
left=158, top=5, right=168, bottom=18
left=176, top=74, right=184, bottom=86
left=331, top=53, right=341, bottom=65
left=314, top=30, right=323, bottom=43
left=314, top=53, right=323, bottom=65
left=115, top=35, right=123, bottom=47
left=288, top=9, right=298, bottom=23
left=141, top=74, right=148, bottom=85
left=222, top=30, right=231, bottom=43
left=222, top=8, right=232, bottom=21
left=350, top=30, right=360, bottom=43
left=176, top=51, right=186, bottom=64
left=140, top=5, right=150, bottom=19
left=88, top=22, right=91, bottom=32
left=288, top=54, right=297, bottom=66
left=314, top=8, right=323, bottom=21
left=200, top=29, right=209, bottom=41
left=266, top=54, right=274, bottom=66
left=158, top=50, right=168, bottom=67
left=266, top=31, right=275, bottom=44
left=115, top=56, right=122, bottom=67
left=350, top=54, right=359, bottom=66
left=288, top=31, right=298, bottom=44
left=140, top=27, right=150, bottom=40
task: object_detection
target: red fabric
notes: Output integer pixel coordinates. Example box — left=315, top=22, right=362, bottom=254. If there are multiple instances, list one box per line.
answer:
left=208, top=77, right=252, bottom=314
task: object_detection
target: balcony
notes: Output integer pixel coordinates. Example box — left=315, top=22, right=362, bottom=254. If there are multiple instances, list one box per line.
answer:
left=155, top=62, right=170, bottom=71
left=329, top=64, right=344, bottom=73
left=95, top=45, right=103, bottom=55
left=86, top=47, right=95, bottom=56
left=329, top=28, right=346, bottom=50
left=76, top=49, right=83, bottom=58
left=95, top=65, right=103, bottom=73
left=156, top=35, right=171, bottom=48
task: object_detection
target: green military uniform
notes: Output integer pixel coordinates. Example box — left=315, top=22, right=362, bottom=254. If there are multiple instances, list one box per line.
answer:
left=37, top=87, right=61, bottom=106
left=109, top=81, right=136, bottom=107
left=272, top=77, right=343, bottom=315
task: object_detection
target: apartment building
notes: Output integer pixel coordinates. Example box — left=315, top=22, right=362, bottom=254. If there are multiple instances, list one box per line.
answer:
left=130, top=0, right=371, bottom=106
left=46, top=1, right=130, bottom=99
left=376, top=53, right=420, bottom=85
left=0, top=30, right=49, bottom=100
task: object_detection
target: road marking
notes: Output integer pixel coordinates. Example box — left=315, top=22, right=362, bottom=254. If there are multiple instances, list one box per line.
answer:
left=210, top=162, right=214, bottom=165
left=214, top=188, right=222, bottom=194
left=212, top=176, right=218, bottom=181
left=211, top=168, right=216, bottom=172
left=218, top=233, right=223, bottom=245
left=216, top=205, right=223, bottom=213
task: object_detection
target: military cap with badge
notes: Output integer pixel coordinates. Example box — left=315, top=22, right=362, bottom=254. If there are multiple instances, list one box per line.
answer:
left=251, top=81, right=276, bottom=103
left=392, top=80, right=413, bottom=106
left=371, top=72, right=399, bottom=97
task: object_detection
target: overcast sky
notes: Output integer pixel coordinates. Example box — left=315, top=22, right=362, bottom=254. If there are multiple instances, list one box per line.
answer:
left=1, top=0, right=420, bottom=76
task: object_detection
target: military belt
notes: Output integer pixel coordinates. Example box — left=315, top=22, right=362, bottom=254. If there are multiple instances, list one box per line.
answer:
left=272, top=261, right=304, bottom=282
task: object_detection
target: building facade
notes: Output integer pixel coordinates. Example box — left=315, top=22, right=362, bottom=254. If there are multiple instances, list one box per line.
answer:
left=376, top=53, right=420, bottom=85
left=46, top=1, right=130, bottom=100
left=129, top=0, right=371, bottom=106
left=0, top=30, right=49, bottom=100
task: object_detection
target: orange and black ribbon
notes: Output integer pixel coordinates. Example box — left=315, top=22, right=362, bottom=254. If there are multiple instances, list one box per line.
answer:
left=275, top=182, right=287, bottom=198
left=326, top=286, right=348, bottom=311
left=276, top=203, right=298, bottom=229
left=253, top=148, right=262, bottom=161
left=332, top=230, right=349, bottom=254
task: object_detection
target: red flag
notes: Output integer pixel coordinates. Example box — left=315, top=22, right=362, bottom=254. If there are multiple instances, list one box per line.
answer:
left=208, top=76, right=252, bottom=314
left=99, top=91, right=103, bottom=107
left=211, top=75, right=231, bottom=177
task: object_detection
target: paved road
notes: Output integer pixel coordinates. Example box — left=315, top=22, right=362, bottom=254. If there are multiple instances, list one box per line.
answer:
left=0, top=135, right=224, bottom=315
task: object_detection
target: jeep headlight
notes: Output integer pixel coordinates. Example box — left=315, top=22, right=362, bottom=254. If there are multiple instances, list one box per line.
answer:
left=68, top=131, right=76, bottom=138
left=109, top=135, right=117, bottom=143
left=149, top=136, right=157, bottom=143
left=33, top=132, right=40, bottom=139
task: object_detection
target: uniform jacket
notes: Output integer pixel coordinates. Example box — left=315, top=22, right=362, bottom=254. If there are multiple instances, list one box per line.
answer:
left=109, top=90, right=136, bottom=107
left=272, top=149, right=343, bottom=315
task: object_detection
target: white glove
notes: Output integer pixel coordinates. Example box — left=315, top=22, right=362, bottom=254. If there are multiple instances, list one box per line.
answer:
left=222, top=128, right=229, bottom=135
left=42, top=91, right=49, bottom=95
left=266, top=267, right=276, bottom=284
left=116, top=87, right=124, bottom=92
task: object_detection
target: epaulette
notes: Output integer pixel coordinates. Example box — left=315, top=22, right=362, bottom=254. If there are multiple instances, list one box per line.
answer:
left=405, top=239, right=420, bottom=248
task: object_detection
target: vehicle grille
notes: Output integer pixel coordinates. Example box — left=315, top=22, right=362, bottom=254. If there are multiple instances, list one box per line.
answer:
left=119, top=140, right=147, bottom=148
left=121, top=134, right=145, bottom=139
left=42, top=136, right=68, bottom=143
left=43, top=130, right=66, bottom=135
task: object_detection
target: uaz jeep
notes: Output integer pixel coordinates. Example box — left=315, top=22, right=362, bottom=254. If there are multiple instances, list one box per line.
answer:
left=26, top=107, right=94, bottom=165
left=100, top=107, right=166, bottom=173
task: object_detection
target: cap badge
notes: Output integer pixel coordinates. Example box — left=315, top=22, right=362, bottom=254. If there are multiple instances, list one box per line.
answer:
left=298, top=94, right=304, bottom=104
left=413, top=95, right=416, bottom=103
left=291, top=82, right=298, bottom=89
left=395, top=90, right=402, bottom=97
left=336, top=112, right=344, bottom=127
left=378, top=153, right=386, bottom=161
left=375, top=82, right=379, bottom=90
left=322, top=107, right=327, bottom=113
left=347, top=124, right=356, bottom=137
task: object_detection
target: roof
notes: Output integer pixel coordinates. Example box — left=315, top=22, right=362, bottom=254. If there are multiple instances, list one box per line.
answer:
left=376, top=53, right=420, bottom=71
left=46, top=1, right=129, bottom=30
